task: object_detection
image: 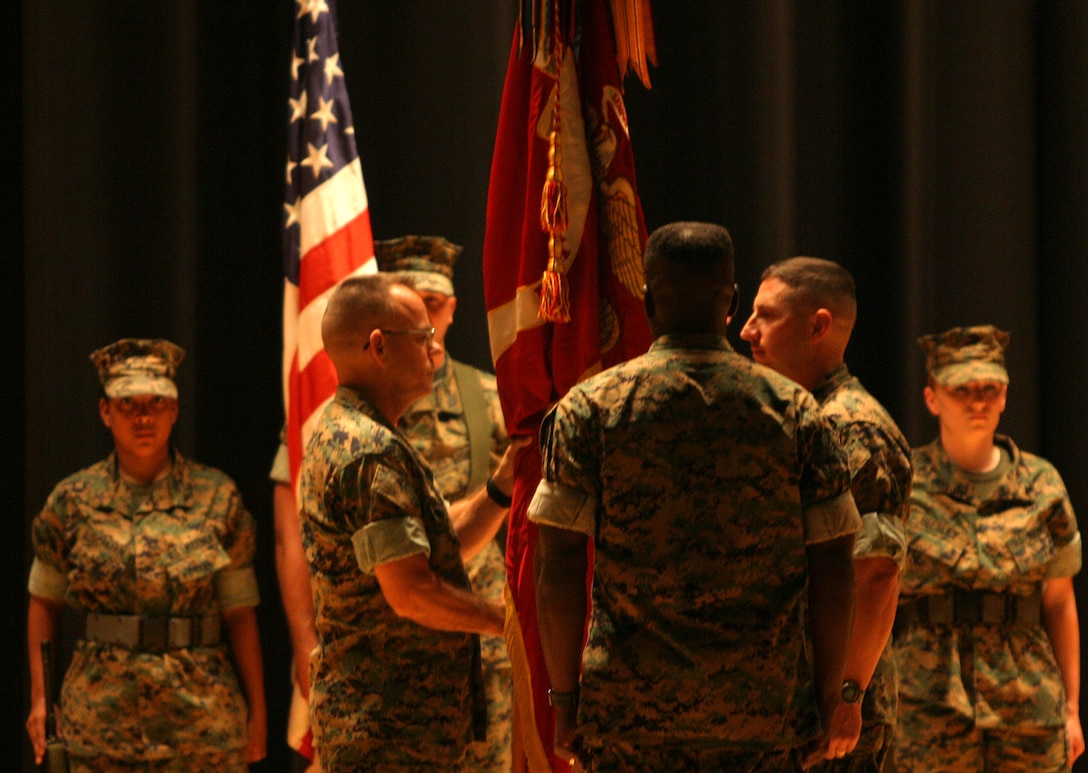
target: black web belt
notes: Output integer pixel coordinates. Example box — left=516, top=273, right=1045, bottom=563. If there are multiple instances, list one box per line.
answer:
left=897, top=589, right=1041, bottom=627
left=80, top=612, right=222, bottom=652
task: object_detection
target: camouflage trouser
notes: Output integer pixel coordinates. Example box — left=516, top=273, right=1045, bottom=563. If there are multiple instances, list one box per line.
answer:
left=801, top=721, right=892, bottom=773
left=68, top=751, right=247, bottom=772
left=580, top=737, right=803, bottom=772
left=462, top=663, right=513, bottom=772
left=894, top=705, right=1067, bottom=772
left=318, top=735, right=470, bottom=773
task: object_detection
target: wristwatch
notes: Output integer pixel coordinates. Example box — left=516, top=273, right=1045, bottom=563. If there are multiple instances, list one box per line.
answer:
left=548, top=687, right=580, bottom=711
left=841, top=679, right=864, bottom=705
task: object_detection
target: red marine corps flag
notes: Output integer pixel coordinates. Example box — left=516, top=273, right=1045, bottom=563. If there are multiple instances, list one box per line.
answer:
left=283, top=0, right=375, bottom=765
left=283, top=0, right=376, bottom=492
left=483, top=2, right=655, bottom=770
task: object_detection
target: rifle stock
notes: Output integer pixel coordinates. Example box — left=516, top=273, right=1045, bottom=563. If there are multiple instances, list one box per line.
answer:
left=39, top=640, right=68, bottom=773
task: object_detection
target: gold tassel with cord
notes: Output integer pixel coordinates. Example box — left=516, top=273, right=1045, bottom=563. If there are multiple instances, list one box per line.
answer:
left=538, top=8, right=571, bottom=324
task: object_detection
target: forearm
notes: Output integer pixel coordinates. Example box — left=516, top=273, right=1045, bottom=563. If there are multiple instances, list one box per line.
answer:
left=449, top=485, right=509, bottom=561
left=27, top=595, right=62, bottom=704
left=223, top=606, right=267, bottom=720
left=274, top=535, right=318, bottom=654
left=449, top=435, right=530, bottom=559
left=842, top=556, right=898, bottom=688
left=535, top=525, right=589, bottom=695
left=806, top=536, right=857, bottom=720
left=273, top=483, right=319, bottom=656
left=375, top=556, right=504, bottom=636
left=27, top=595, right=63, bottom=763
left=1043, top=577, right=1081, bottom=712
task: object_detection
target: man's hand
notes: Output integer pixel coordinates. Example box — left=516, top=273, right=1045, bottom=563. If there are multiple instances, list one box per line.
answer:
left=822, top=700, right=862, bottom=760
left=245, top=705, right=268, bottom=763
left=25, top=699, right=46, bottom=764
left=490, top=435, right=533, bottom=498
left=553, top=705, right=584, bottom=769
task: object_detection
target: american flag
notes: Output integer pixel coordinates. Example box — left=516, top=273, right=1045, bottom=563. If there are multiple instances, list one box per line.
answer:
left=283, top=0, right=375, bottom=489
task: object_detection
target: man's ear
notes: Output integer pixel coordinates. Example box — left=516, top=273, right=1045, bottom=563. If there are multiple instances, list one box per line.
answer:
left=368, top=328, right=385, bottom=358
left=923, top=385, right=940, bottom=416
left=99, top=397, right=112, bottom=428
left=643, top=285, right=655, bottom=320
left=812, top=308, right=833, bottom=341
left=727, top=283, right=740, bottom=319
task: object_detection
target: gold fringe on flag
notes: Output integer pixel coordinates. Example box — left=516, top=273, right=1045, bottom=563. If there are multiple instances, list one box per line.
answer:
left=505, top=580, right=554, bottom=773
left=609, top=0, right=657, bottom=89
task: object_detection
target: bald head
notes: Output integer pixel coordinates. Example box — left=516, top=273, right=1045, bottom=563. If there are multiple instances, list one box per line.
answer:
left=322, top=273, right=398, bottom=367
left=643, top=222, right=736, bottom=336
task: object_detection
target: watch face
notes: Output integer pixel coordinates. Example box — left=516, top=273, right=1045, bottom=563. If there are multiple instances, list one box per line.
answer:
left=841, top=680, right=864, bottom=704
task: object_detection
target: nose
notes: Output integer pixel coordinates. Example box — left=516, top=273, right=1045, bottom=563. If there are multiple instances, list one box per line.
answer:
left=739, top=318, right=756, bottom=341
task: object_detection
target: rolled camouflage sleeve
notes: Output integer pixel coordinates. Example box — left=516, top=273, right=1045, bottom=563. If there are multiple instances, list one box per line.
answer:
left=529, top=398, right=600, bottom=536
left=1042, top=464, right=1081, bottom=578
left=797, top=394, right=861, bottom=544
left=216, top=481, right=260, bottom=609
left=348, top=455, right=432, bottom=572
left=28, top=489, right=72, bottom=600
left=840, top=424, right=909, bottom=567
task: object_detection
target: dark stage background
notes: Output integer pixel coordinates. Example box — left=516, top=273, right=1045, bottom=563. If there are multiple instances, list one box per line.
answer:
left=10, top=2, right=1088, bottom=770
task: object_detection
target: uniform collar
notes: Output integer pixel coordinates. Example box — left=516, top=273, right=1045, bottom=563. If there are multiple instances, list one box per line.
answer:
left=650, top=333, right=734, bottom=353
left=926, top=434, right=1025, bottom=503
left=812, top=363, right=852, bottom=403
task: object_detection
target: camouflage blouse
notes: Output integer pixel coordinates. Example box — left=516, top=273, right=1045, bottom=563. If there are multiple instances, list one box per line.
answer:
left=899, top=434, right=1081, bottom=728
left=299, top=386, right=483, bottom=767
left=531, top=334, right=857, bottom=748
left=28, top=450, right=257, bottom=765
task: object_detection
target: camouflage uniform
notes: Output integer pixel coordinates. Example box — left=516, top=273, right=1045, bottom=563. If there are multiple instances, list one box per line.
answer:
left=28, top=450, right=259, bottom=772
left=399, top=358, right=513, bottom=772
left=802, top=364, right=911, bottom=773
left=528, top=334, right=861, bottom=771
left=299, top=385, right=485, bottom=772
left=894, top=434, right=1081, bottom=772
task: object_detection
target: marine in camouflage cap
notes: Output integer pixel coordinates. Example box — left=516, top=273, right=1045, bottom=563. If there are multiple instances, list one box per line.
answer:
left=374, top=235, right=460, bottom=296
left=90, top=338, right=185, bottom=399
left=919, top=324, right=1010, bottom=387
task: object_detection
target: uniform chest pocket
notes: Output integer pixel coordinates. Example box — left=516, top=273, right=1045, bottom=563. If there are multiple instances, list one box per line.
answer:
left=160, top=528, right=231, bottom=610
left=905, top=532, right=965, bottom=590
left=998, top=523, right=1055, bottom=579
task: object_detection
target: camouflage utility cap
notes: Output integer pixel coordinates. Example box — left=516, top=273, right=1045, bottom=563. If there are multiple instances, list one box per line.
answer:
left=91, top=338, right=185, bottom=399
left=919, top=325, right=1009, bottom=387
left=374, top=235, right=461, bottom=296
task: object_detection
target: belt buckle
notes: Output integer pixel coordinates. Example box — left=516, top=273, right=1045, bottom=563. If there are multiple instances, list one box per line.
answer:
left=141, top=617, right=169, bottom=652
left=200, top=615, right=221, bottom=647
left=955, top=591, right=981, bottom=624
left=981, top=593, right=1006, bottom=624
left=1016, top=595, right=1041, bottom=625
left=924, top=595, right=955, bottom=625
left=168, top=617, right=193, bottom=649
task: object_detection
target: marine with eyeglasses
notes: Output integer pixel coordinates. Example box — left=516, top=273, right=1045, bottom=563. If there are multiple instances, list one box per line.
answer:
left=297, top=273, right=527, bottom=772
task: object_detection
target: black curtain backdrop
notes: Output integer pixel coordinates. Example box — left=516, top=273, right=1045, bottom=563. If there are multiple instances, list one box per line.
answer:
left=12, top=2, right=1088, bottom=770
